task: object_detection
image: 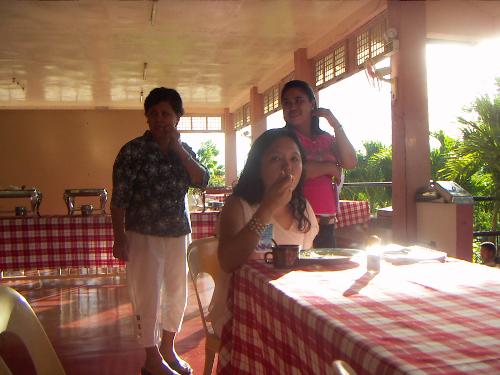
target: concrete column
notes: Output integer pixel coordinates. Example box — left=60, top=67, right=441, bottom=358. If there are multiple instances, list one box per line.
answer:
left=388, top=1, right=431, bottom=244
left=250, top=86, right=265, bottom=141
left=223, top=108, right=237, bottom=187
left=294, top=48, right=314, bottom=86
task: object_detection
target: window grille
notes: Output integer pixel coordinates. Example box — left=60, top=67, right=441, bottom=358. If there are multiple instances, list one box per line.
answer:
left=243, top=103, right=251, bottom=125
left=262, top=72, right=295, bottom=115
left=263, top=84, right=280, bottom=114
left=356, top=18, right=388, bottom=66
left=176, top=116, right=222, bottom=132
left=234, top=108, right=244, bottom=130
left=315, top=44, right=346, bottom=87
left=234, top=104, right=250, bottom=130
left=207, top=117, right=222, bottom=131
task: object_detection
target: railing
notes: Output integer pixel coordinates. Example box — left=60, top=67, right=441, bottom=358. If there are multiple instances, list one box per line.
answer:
left=341, top=182, right=392, bottom=214
left=472, top=196, right=498, bottom=247
left=201, top=186, right=232, bottom=212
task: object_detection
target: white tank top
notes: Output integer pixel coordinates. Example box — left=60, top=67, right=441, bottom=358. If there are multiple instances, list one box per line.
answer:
left=239, top=198, right=318, bottom=251
left=208, top=197, right=319, bottom=336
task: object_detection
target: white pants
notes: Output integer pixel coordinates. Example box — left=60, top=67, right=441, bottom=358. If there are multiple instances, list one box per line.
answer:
left=126, top=231, right=189, bottom=347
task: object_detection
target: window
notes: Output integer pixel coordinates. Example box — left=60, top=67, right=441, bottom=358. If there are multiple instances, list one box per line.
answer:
left=356, top=18, right=388, bottom=67
left=234, top=104, right=251, bottom=130
left=177, top=116, right=222, bottom=132
left=263, top=85, right=280, bottom=114
left=315, top=43, right=346, bottom=87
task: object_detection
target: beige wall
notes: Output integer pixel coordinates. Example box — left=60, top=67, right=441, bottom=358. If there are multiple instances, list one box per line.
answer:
left=0, top=109, right=146, bottom=215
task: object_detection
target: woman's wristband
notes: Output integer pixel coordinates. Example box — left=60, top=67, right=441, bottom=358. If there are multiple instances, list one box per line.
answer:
left=247, top=215, right=267, bottom=237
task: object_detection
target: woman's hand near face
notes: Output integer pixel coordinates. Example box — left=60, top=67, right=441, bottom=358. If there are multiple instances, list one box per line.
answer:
left=164, top=125, right=182, bottom=152
left=260, top=171, right=295, bottom=214
left=312, top=108, right=340, bottom=128
left=313, top=107, right=357, bottom=169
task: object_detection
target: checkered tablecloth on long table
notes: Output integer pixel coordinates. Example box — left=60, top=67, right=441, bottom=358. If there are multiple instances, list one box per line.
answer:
left=336, top=200, right=370, bottom=228
left=0, top=212, right=219, bottom=271
left=0, top=215, right=122, bottom=271
left=217, top=258, right=500, bottom=374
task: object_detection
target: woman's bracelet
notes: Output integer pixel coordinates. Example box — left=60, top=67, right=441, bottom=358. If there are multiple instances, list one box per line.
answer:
left=248, top=215, right=267, bottom=237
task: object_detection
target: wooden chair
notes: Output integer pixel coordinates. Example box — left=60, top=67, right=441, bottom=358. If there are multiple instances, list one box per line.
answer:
left=330, top=360, right=357, bottom=375
left=0, top=285, right=66, bottom=375
left=187, top=236, right=222, bottom=375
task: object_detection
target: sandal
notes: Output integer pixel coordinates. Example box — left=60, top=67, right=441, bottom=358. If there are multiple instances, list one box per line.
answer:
left=166, top=359, right=193, bottom=375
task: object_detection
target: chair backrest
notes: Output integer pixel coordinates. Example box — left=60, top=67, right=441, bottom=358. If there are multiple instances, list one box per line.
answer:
left=0, top=285, right=66, bottom=375
left=187, top=236, right=221, bottom=335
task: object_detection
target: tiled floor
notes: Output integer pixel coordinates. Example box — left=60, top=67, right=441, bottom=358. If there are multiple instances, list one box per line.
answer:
left=1, top=273, right=215, bottom=375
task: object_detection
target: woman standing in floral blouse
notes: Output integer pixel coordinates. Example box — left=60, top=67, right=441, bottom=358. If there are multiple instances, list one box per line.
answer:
left=111, top=87, right=209, bottom=375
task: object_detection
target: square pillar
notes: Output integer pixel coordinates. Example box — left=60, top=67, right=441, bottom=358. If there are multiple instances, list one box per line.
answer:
left=388, top=1, right=431, bottom=244
left=223, top=108, right=237, bottom=187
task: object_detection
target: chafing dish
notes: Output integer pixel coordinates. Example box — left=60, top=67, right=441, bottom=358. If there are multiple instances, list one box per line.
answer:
left=63, top=188, right=107, bottom=215
left=0, top=188, right=42, bottom=216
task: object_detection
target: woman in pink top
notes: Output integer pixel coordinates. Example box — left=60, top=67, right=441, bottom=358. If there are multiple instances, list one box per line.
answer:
left=281, top=80, right=357, bottom=248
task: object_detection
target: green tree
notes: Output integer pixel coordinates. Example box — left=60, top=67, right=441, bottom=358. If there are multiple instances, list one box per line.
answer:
left=343, top=141, right=392, bottom=212
left=430, top=130, right=460, bottom=181
left=442, top=78, right=500, bottom=231
left=197, top=140, right=225, bottom=187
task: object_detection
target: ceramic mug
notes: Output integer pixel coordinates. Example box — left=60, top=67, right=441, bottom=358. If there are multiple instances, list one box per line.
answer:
left=264, top=244, right=300, bottom=269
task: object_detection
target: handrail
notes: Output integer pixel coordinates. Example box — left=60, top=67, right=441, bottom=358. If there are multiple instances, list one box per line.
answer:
left=473, top=196, right=496, bottom=202
left=473, top=231, right=500, bottom=237
left=343, top=182, right=392, bottom=188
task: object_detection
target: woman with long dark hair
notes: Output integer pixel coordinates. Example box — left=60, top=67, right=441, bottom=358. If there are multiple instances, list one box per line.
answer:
left=211, top=128, right=319, bottom=335
left=281, top=80, right=357, bottom=248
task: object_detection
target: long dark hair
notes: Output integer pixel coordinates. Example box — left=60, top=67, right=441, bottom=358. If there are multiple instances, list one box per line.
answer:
left=281, top=79, right=323, bottom=136
left=233, top=128, right=311, bottom=232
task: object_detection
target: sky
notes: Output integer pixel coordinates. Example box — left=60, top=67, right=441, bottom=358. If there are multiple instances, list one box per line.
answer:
left=182, top=37, right=500, bottom=171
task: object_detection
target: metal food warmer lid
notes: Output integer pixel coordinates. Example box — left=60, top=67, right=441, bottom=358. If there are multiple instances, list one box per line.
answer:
left=0, top=187, right=42, bottom=216
left=63, top=188, right=108, bottom=215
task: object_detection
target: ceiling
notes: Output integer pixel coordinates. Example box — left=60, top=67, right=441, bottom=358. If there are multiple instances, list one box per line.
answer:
left=0, top=0, right=378, bottom=112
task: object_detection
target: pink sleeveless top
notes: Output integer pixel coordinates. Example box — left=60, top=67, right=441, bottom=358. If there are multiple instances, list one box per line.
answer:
left=294, top=130, right=338, bottom=215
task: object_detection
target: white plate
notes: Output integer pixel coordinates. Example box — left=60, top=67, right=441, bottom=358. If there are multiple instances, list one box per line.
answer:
left=383, top=245, right=446, bottom=264
left=299, top=248, right=363, bottom=262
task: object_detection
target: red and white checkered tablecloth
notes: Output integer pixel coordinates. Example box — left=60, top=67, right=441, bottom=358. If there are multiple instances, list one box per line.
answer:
left=189, top=201, right=369, bottom=238
left=336, top=200, right=370, bottom=228
left=217, top=258, right=500, bottom=374
left=0, top=215, right=122, bottom=271
left=0, top=213, right=219, bottom=271
left=190, top=211, right=219, bottom=240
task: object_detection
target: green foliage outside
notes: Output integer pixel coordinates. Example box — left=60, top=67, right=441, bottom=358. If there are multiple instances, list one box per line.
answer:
left=439, top=78, right=500, bottom=233
left=188, top=140, right=226, bottom=208
left=196, top=140, right=225, bottom=187
left=342, top=78, right=499, bottom=253
left=342, top=141, right=392, bottom=212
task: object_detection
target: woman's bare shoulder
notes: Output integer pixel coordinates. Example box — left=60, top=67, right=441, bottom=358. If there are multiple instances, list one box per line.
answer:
left=219, top=195, right=245, bottom=235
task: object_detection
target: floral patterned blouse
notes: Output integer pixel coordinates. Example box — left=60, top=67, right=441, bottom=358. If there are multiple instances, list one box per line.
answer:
left=111, top=130, right=209, bottom=237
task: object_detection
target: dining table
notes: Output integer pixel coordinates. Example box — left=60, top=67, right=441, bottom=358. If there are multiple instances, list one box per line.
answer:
left=217, top=254, right=500, bottom=374
left=0, top=212, right=220, bottom=274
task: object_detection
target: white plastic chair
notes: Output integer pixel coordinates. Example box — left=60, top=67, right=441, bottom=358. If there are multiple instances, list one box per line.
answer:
left=0, top=285, right=66, bottom=375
